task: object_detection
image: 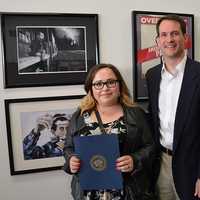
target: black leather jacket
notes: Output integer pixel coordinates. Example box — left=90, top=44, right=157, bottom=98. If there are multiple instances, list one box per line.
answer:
left=63, top=105, right=155, bottom=200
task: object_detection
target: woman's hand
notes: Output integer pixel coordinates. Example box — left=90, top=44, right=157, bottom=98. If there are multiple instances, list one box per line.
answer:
left=69, top=155, right=81, bottom=173
left=116, top=155, right=134, bottom=172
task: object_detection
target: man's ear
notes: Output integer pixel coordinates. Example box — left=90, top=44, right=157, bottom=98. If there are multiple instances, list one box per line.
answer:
left=184, top=33, right=192, bottom=50
left=155, top=36, right=162, bottom=57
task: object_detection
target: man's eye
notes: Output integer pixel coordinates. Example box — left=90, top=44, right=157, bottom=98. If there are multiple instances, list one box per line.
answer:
left=160, top=33, right=167, bottom=37
left=172, top=31, right=180, bottom=36
left=59, top=127, right=65, bottom=131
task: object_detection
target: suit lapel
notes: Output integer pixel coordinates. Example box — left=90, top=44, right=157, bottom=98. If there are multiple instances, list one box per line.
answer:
left=173, top=58, right=199, bottom=151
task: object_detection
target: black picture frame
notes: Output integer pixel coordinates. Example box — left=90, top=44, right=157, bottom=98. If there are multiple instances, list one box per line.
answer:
left=1, top=13, right=99, bottom=88
left=132, top=11, right=194, bottom=101
left=5, top=95, right=84, bottom=175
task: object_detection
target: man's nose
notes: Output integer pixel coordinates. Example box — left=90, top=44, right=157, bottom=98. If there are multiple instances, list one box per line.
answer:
left=166, top=33, right=175, bottom=41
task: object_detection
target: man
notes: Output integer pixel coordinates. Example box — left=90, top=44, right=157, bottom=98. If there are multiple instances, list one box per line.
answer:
left=23, top=113, right=70, bottom=159
left=30, top=31, right=49, bottom=72
left=146, top=15, right=200, bottom=200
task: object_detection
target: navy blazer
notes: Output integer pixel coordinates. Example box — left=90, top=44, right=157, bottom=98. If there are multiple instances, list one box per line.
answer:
left=146, top=57, right=200, bottom=200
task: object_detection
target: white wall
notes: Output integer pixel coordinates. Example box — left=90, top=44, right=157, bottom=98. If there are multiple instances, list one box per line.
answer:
left=0, top=0, right=200, bottom=199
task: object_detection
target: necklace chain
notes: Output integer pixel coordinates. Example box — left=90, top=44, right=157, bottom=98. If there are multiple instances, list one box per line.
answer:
left=104, top=120, right=117, bottom=134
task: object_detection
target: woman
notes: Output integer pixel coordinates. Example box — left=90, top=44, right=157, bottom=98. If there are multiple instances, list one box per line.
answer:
left=63, top=64, right=155, bottom=200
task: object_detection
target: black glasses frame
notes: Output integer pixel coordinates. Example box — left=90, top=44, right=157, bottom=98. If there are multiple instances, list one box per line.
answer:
left=92, top=79, right=119, bottom=90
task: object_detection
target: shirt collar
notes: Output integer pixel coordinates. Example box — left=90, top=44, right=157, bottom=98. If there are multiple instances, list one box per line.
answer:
left=161, top=52, right=187, bottom=77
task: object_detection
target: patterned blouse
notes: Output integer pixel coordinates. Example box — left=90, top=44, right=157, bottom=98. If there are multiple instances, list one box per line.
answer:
left=79, top=112, right=127, bottom=200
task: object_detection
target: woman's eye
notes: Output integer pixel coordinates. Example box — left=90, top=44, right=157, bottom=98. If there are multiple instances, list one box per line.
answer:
left=95, top=82, right=103, bottom=87
left=109, top=80, right=115, bottom=84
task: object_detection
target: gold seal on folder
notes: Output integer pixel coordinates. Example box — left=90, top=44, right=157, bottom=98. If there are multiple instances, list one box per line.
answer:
left=90, top=155, right=107, bottom=171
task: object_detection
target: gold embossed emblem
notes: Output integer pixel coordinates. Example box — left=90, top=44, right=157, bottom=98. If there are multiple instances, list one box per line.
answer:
left=90, top=155, right=107, bottom=171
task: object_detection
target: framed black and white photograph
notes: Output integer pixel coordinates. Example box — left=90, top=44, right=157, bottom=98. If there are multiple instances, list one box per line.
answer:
left=5, top=95, right=83, bottom=175
left=1, top=13, right=99, bottom=88
left=132, top=11, right=194, bottom=101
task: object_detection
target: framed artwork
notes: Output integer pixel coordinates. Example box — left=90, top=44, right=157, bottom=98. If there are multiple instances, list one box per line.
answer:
left=1, top=13, right=99, bottom=88
left=132, top=11, right=194, bottom=101
left=5, top=95, right=84, bottom=175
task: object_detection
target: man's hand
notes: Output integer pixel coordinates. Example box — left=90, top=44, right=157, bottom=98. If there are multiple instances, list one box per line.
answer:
left=34, top=114, right=53, bottom=133
left=194, top=178, right=200, bottom=198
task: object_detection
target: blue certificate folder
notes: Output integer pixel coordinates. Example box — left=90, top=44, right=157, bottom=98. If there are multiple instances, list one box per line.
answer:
left=73, top=134, right=123, bottom=190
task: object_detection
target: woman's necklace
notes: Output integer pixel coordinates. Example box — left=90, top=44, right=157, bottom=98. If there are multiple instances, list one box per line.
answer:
left=104, top=120, right=117, bottom=134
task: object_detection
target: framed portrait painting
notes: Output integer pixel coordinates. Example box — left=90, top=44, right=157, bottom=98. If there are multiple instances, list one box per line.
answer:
left=5, top=95, right=83, bottom=175
left=1, top=13, right=99, bottom=88
left=132, top=11, right=194, bottom=101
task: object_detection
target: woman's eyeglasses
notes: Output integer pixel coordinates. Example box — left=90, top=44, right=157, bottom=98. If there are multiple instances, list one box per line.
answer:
left=92, top=79, right=119, bottom=90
